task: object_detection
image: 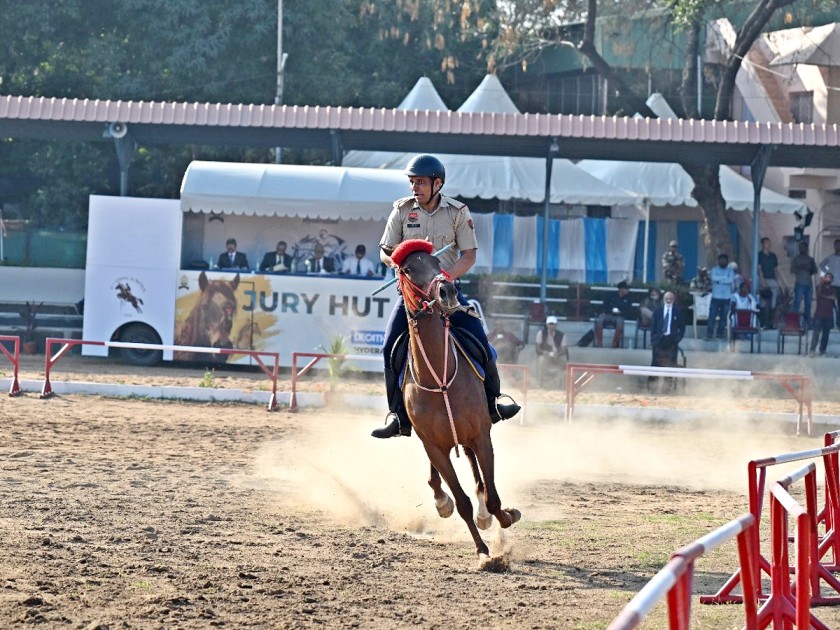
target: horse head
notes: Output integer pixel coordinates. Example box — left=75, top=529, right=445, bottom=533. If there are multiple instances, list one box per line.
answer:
left=392, top=240, right=460, bottom=318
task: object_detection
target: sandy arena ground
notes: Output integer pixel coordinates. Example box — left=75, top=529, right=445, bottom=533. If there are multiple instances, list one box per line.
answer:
left=2, top=355, right=840, bottom=628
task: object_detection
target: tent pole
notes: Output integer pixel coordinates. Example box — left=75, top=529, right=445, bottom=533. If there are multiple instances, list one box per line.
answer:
left=642, top=199, right=650, bottom=283
left=540, top=148, right=555, bottom=303
left=750, top=145, right=773, bottom=297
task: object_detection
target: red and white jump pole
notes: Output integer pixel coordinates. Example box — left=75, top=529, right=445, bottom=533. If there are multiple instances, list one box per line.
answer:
left=40, top=338, right=281, bottom=411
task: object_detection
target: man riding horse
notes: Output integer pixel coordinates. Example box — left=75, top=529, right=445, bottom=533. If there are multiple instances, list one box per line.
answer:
left=372, top=154, right=521, bottom=439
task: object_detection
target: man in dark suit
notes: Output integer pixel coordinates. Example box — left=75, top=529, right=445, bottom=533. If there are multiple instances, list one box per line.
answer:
left=650, top=291, right=685, bottom=390
left=260, top=240, right=293, bottom=272
left=218, top=237, right=249, bottom=270
left=304, top=243, right=335, bottom=274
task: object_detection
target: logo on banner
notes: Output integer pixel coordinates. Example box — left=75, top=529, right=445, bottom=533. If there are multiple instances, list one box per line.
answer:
left=111, top=277, right=146, bottom=313
left=350, top=329, right=385, bottom=354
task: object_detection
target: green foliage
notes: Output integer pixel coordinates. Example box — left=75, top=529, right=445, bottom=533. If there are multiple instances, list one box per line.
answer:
left=318, top=334, right=354, bottom=388
left=199, top=368, right=216, bottom=389
left=0, top=0, right=497, bottom=230
left=18, top=301, right=42, bottom=341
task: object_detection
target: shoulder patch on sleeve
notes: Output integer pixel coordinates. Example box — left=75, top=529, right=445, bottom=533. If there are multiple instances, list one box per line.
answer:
left=394, top=196, right=414, bottom=210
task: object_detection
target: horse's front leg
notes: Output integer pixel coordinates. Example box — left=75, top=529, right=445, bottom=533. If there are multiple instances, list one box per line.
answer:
left=465, top=447, right=492, bottom=530
left=429, top=464, right=454, bottom=518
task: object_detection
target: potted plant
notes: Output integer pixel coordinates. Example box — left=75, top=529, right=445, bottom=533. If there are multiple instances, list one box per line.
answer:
left=318, top=334, right=356, bottom=403
left=19, top=301, right=43, bottom=354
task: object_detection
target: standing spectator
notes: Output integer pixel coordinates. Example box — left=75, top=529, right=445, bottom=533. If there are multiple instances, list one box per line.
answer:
left=810, top=272, right=836, bottom=357
left=790, top=241, right=818, bottom=326
left=217, top=238, right=249, bottom=270
left=649, top=291, right=685, bottom=390
left=535, top=316, right=567, bottom=387
left=819, top=238, right=840, bottom=321
left=758, top=237, right=781, bottom=329
left=706, top=253, right=735, bottom=341
left=594, top=281, right=635, bottom=348
left=341, top=244, right=376, bottom=276
left=729, top=261, right=744, bottom=292
left=661, top=240, right=685, bottom=285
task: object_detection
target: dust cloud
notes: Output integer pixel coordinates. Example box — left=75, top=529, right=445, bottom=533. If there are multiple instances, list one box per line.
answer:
left=251, top=384, right=821, bottom=539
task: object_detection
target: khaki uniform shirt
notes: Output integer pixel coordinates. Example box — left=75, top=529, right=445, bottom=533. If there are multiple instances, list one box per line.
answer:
left=380, top=194, right=478, bottom=271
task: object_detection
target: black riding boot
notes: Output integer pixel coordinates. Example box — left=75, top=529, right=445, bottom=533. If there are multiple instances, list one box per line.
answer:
left=371, top=367, right=412, bottom=439
left=483, top=358, right=521, bottom=424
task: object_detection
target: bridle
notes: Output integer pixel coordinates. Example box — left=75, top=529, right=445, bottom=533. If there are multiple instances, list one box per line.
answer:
left=398, top=265, right=464, bottom=455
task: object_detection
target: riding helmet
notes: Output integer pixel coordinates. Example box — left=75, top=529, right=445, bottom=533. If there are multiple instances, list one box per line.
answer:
left=404, top=154, right=445, bottom=184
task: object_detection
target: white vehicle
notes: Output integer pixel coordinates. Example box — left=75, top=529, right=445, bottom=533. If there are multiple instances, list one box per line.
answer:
left=81, top=162, right=410, bottom=368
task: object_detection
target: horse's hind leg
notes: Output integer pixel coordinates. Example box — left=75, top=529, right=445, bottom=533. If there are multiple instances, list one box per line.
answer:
left=473, top=435, right=521, bottom=529
left=465, top=448, right=492, bottom=531
left=424, top=445, right=489, bottom=557
left=429, top=465, right=454, bottom=518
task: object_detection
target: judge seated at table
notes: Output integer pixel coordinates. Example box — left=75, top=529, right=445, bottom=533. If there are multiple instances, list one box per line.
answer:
left=260, top=240, right=293, bottom=272
left=341, top=244, right=376, bottom=276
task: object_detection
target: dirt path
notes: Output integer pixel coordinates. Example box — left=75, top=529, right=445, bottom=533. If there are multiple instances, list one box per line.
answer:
left=1, top=357, right=840, bottom=628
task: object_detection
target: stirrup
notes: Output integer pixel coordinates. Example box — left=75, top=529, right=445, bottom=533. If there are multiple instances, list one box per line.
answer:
left=490, top=393, right=521, bottom=424
left=371, top=412, right=411, bottom=439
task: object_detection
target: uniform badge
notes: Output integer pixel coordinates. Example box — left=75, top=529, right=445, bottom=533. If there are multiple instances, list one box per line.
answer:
left=468, top=219, right=474, bottom=230
left=408, top=212, right=418, bottom=221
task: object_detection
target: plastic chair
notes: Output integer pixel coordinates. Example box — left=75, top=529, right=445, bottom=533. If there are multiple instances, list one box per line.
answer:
left=729, top=309, right=761, bottom=353
left=635, top=320, right=652, bottom=349
left=691, top=292, right=711, bottom=338
left=777, top=311, right=806, bottom=355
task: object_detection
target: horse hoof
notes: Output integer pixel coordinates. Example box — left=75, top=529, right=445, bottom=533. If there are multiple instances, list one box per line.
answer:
left=436, top=495, right=454, bottom=518
left=506, top=508, right=521, bottom=525
left=475, top=513, right=493, bottom=530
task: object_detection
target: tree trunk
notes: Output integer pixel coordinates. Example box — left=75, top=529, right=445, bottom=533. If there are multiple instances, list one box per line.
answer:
left=683, top=163, right=732, bottom=267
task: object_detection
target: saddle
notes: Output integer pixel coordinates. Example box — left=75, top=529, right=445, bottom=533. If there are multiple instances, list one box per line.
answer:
left=390, top=326, right=490, bottom=388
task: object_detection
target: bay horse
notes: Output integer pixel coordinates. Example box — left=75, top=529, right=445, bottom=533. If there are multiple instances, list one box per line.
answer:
left=393, top=239, right=520, bottom=561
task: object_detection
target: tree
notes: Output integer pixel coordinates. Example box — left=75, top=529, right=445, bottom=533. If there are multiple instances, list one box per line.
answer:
left=0, top=0, right=498, bottom=230
left=493, top=0, right=809, bottom=264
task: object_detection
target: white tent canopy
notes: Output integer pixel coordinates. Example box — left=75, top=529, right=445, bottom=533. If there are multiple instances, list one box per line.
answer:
left=179, top=161, right=409, bottom=220
left=346, top=74, right=640, bottom=206
left=576, top=160, right=807, bottom=214
left=342, top=77, right=448, bottom=169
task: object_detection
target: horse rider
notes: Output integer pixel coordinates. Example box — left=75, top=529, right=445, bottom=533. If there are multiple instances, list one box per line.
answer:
left=372, top=154, right=521, bottom=438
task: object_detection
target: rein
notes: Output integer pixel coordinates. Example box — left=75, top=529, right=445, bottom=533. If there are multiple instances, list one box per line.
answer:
left=399, top=270, right=463, bottom=457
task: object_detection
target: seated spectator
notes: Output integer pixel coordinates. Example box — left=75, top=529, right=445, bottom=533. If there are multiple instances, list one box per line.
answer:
left=594, top=281, right=634, bottom=348
left=730, top=282, right=759, bottom=336
left=729, top=261, right=744, bottom=292
left=304, top=243, right=335, bottom=274
left=341, top=244, right=376, bottom=276
left=260, top=240, right=293, bottom=272
left=490, top=319, right=524, bottom=364
left=535, top=316, right=567, bottom=387
left=217, top=237, right=249, bottom=270
left=639, top=287, right=662, bottom=327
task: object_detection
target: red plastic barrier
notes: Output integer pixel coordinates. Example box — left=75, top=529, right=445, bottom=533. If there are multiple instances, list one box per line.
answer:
left=701, top=440, right=840, bottom=608
left=607, top=513, right=759, bottom=630
left=39, top=337, right=280, bottom=411
left=0, top=335, right=21, bottom=396
left=757, top=464, right=830, bottom=629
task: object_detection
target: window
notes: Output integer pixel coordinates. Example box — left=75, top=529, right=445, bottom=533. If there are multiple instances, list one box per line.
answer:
left=791, top=92, right=813, bottom=124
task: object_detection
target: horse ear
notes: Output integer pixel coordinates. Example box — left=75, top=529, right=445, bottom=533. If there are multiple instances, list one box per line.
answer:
left=231, top=274, right=240, bottom=291
left=198, top=272, right=208, bottom=291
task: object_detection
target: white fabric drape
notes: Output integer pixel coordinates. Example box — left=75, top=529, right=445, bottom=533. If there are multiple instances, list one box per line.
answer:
left=558, top=219, right=586, bottom=283
left=605, top=218, right=639, bottom=284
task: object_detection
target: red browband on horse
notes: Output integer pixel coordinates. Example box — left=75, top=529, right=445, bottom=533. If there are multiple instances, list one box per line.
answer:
left=391, top=239, right=433, bottom=267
